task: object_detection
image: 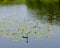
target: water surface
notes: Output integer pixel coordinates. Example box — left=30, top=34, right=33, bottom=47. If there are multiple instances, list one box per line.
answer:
left=0, top=3, right=60, bottom=48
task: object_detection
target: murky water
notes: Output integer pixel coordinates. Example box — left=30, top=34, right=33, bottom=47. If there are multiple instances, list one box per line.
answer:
left=0, top=3, right=60, bottom=48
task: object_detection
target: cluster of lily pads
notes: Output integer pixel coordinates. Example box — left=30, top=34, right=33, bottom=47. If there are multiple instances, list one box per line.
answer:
left=0, top=16, right=58, bottom=42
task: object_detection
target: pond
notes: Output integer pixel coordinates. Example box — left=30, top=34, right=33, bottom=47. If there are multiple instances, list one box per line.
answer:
left=0, top=3, right=60, bottom=48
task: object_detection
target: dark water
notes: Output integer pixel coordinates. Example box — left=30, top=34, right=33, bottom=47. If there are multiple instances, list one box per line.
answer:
left=0, top=2, right=60, bottom=48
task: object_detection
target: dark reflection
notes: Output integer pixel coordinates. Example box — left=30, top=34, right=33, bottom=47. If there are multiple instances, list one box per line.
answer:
left=8, top=0, right=14, bottom=1
left=26, top=37, right=28, bottom=43
left=0, top=0, right=4, bottom=1
left=25, top=0, right=60, bottom=26
left=26, top=0, right=42, bottom=9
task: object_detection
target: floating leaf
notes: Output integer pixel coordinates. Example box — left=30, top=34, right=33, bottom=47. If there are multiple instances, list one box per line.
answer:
left=26, top=32, right=30, bottom=34
left=33, top=26, right=38, bottom=28
left=0, top=32, right=3, bottom=36
left=5, top=35, right=15, bottom=38
left=12, top=40, right=19, bottom=42
left=46, top=34, right=56, bottom=38
left=34, top=36, right=43, bottom=40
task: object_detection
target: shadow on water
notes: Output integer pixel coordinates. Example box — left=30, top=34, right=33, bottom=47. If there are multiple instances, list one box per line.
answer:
left=25, top=0, right=60, bottom=26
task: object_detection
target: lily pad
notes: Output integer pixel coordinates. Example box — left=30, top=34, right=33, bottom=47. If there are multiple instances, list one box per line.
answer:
left=46, top=34, right=56, bottom=38
left=33, top=26, right=38, bottom=28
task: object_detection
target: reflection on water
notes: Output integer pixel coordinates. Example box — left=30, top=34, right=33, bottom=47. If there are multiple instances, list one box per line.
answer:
left=26, top=1, right=60, bottom=26
left=0, top=2, right=60, bottom=48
